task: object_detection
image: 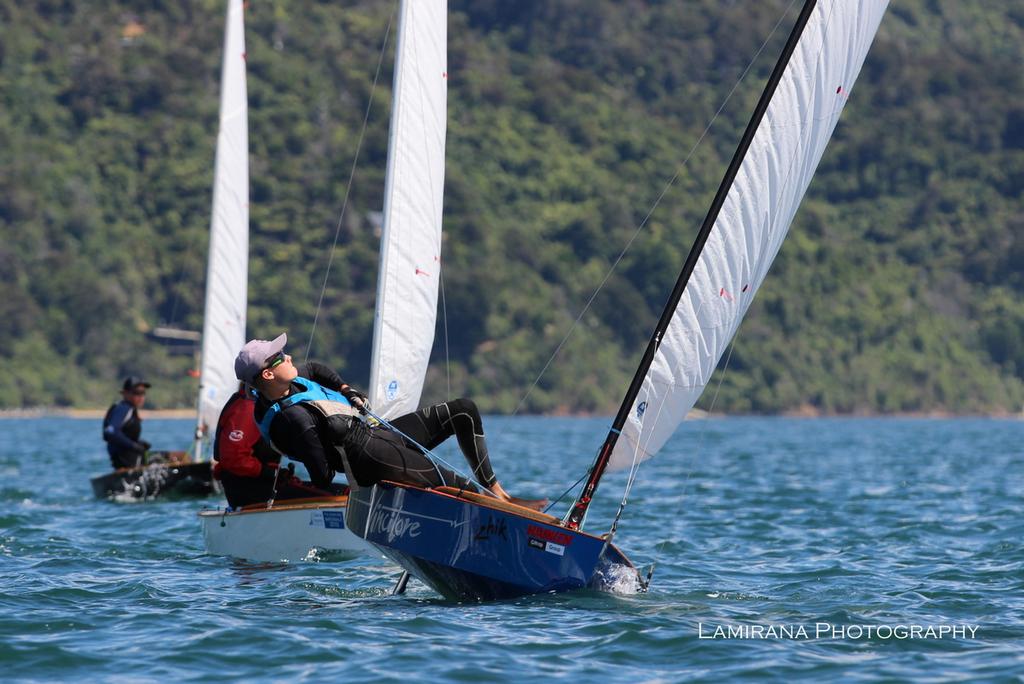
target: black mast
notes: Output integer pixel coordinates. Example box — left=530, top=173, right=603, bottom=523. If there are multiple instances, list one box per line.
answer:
left=566, top=0, right=820, bottom=530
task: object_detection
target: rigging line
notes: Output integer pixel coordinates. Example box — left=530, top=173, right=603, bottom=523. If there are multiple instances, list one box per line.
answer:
left=566, top=0, right=819, bottom=531
left=639, top=0, right=838, bottom=535
left=506, top=0, right=802, bottom=418
left=651, top=338, right=739, bottom=562
left=500, top=0, right=804, bottom=507
left=633, top=3, right=840, bottom=547
left=542, top=470, right=589, bottom=516
left=363, top=407, right=496, bottom=496
left=303, top=6, right=396, bottom=363
left=605, top=381, right=669, bottom=538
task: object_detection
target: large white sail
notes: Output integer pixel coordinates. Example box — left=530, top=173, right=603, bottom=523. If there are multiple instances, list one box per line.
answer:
left=196, top=0, right=249, bottom=447
left=368, top=0, right=447, bottom=419
left=610, top=1, right=889, bottom=470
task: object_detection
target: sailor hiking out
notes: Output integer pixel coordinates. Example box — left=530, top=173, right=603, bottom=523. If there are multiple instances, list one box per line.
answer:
left=235, top=333, right=545, bottom=509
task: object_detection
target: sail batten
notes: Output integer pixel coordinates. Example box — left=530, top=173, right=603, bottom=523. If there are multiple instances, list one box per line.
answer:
left=369, top=0, right=447, bottom=419
left=195, top=0, right=249, bottom=452
left=568, top=0, right=889, bottom=529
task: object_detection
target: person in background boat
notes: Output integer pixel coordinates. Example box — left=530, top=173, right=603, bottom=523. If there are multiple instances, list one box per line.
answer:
left=213, top=384, right=346, bottom=508
left=102, top=376, right=152, bottom=469
left=236, top=333, right=545, bottom=510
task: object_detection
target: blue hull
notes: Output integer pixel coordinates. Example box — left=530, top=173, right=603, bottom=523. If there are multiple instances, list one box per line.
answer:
left=345, top=482, right=636, bottom=601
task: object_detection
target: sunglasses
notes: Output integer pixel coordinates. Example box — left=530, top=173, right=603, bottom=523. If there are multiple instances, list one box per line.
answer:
left=262, top=351, right=286, bottom=372
left=130, top=389, right=147, bottom=396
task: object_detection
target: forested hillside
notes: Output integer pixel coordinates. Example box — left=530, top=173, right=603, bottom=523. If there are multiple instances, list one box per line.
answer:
left=1, top=0, right=1022, bottom=414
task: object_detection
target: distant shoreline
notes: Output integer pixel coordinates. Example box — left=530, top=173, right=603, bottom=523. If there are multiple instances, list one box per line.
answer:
left=0, top=408, right=197, bottom=420
left=0, top=407, right=1019, bottom=420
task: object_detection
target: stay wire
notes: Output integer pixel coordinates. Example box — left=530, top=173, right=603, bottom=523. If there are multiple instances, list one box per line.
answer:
left=506, top=0, right=799, bottom=420
left=637, top=0, right=841, bottom=563
left=304, top=6, right=396, bottom=362
left=609, top=294, right=722, bottom=537
left=542, top=470, right=589, bottom=516
left=605, top=384, right=669, bottom=540
left=510, top=0, right=801, bottom=516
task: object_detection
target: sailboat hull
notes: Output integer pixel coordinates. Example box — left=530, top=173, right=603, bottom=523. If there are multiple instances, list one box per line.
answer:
left=346, top=482, right=636, bottom=601
left=199, top=497, right=375, bottom=562
left=90, top=456, right=216, bottom=500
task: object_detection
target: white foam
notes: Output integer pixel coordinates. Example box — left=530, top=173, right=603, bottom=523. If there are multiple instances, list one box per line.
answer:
left=593, top=562, right=641, bottom=595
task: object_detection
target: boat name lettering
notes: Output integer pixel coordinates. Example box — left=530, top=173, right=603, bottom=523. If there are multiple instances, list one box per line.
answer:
left=526, top=524, right=572, bottom=546
left=368, top=509, right=421, bottom=540
left=475, top=516, right=508, bottom=542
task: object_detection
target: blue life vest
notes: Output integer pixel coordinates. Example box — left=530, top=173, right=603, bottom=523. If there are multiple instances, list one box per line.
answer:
left=257, top=376, right=352, bottom=442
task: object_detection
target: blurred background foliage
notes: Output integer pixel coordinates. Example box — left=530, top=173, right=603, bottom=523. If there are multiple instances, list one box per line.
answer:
left=0, top=0, right=1021, bottom=415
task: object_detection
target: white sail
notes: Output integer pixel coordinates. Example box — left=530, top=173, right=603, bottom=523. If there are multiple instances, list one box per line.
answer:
left=610, top=1, right=889, bottom=470
left=196, top=0, right=249, bottom=447
left=368, top=0, right=447, bottom=419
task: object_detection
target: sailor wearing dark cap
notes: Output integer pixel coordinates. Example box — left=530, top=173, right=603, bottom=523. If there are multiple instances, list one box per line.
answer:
left=102, top=376, right=152, bottom=469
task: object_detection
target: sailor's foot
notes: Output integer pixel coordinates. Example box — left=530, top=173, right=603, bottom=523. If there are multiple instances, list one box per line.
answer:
left=506, top=496, right=548, bottom=512
left=489, top=482, right=512, bottom=499
left=487, top=482, right=548, bottom=511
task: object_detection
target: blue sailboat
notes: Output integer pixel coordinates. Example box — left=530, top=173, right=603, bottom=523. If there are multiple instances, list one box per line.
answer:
left=346, top=483, right=634, bottom=600
left=347, top=0, right=891, bottom=601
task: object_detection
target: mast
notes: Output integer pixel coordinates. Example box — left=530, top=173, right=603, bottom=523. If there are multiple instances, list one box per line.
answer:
left=566, top=0, right=820, bottom=530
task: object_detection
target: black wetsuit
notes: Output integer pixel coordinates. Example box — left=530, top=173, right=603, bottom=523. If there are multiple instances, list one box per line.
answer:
left=102, top=400, right=146, bottom=469
left=253, top=364, right=496, bottom=491
left=355, top=400, right=496, bottom=489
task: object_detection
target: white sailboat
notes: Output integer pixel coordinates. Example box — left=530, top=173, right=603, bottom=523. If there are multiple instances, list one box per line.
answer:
left=200, top=0, right=447, bottom=562
left=194, top=0, right=249, bottom=456
left=345, top=0, right=891, bottom=600
left=367, top=0, right=447, bottom=419
left=90, top=0, right=250, bottom=501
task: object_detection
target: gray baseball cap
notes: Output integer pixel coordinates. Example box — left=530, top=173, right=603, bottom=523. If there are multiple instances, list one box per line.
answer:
left=234, top=333, right=287, bottom=382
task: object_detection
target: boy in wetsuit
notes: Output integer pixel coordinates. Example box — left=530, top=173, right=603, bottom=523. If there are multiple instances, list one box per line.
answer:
left=102, top=376, right=152, bottom=469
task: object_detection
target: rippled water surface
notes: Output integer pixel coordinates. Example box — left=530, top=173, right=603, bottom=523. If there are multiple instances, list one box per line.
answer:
left=2, top=416, right=1023, bottom=682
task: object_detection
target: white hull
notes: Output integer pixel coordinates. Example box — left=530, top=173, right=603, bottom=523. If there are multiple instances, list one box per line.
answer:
left=199, top=498, right=374, bottom=562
